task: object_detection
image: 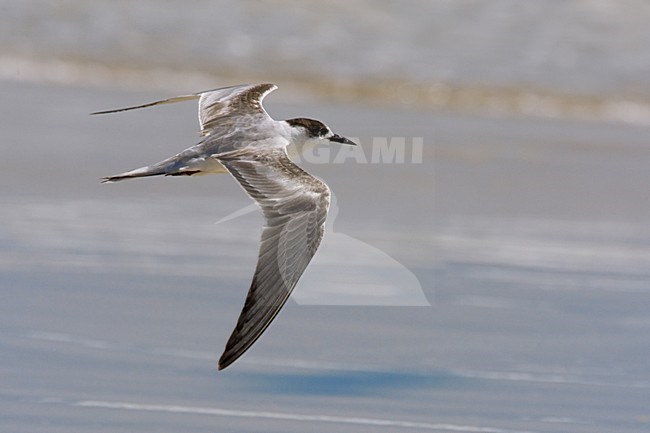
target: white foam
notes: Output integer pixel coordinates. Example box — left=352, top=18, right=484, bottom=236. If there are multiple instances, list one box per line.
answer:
left=451, top=368, right=649, bottom=389
left=434, top=216, right=650, bottom=277
left=2, top=53, right=650, bottom=125
left=73, top=400, right=537, bottom=433
left=24, top=330, right=649, bottom=389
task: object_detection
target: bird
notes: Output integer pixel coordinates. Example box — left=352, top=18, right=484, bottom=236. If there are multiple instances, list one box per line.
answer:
left=93, top=83, right=356, bottom=370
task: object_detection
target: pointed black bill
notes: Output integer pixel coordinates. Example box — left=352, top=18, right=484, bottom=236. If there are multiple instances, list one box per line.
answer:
left=329, top=134, right=357, bottom=146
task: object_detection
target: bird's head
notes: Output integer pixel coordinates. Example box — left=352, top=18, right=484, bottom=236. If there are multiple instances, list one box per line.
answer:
left=285, top=118, right=356, bottom=148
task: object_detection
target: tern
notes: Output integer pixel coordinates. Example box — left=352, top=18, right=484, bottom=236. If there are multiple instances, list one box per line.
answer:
left=94, top=83, right=356, bottom=370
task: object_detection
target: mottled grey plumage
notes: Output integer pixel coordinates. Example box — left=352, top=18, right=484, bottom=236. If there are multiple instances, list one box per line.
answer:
left=216, top=148, right=330, bottom=370
left=94, top=83, right=355, bottom=370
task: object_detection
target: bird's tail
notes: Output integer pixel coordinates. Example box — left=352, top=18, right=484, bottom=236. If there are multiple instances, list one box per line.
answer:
left=102, top=150, right=196, bottom=183
left=102, top=151, right=228, bottom=183
left=101, top=164, right=171, bottom=183
left=101, top=158, right=208, bottom=183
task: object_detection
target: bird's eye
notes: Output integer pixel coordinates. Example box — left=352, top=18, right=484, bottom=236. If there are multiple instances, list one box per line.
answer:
left=319, top=128, right=328, bottom=136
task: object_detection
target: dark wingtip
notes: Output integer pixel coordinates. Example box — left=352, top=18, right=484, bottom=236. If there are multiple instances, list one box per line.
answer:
left=90, top=107, right=128, bottom=115
left=90, top=108, right=130, bottom=115
left=217, top=355, right=233, bottom=371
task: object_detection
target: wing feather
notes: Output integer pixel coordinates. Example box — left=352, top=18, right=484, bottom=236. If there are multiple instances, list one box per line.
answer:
left=95, top=83, right=283, bottom=180
left=197, top=83, right=277, bottom=134
left=91, top=83, right=277, bottom=137
left=215, top=148, right=330, bottom=370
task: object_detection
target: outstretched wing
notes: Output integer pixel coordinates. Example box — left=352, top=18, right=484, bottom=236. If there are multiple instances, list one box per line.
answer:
left=90, top=94, right=200, bottom=115
left=196, top=83, right=277, bottom=135
left=94, top=84, right=282, bottom=180
left=215, top=148, right=330, bottom=370
left=91, top=83, right=277, bottom=136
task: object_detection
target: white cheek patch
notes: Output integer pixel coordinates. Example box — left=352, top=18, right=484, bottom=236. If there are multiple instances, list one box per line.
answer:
left=304, top=137, right=323, bottom=150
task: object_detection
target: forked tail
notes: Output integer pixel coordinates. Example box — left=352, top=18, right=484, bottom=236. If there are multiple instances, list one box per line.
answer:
left=101, top=165, right=170, bottom=183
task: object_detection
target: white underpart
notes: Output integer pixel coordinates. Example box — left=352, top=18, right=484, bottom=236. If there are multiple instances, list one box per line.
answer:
left=183, top=156, right=228, bottom=175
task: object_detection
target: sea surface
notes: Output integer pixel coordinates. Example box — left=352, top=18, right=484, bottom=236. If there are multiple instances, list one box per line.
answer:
left=2, top=1, right=650, bottom=123
left=1, top=2, right=650, bottom=430
left=1, top=80, right=649, bottom=432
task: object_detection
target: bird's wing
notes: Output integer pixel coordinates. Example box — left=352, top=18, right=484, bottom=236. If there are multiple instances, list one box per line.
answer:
left=91, top=83, right=277, bottom=135
left=90, top=94, right=200, bottom=115
left=215, top=147, right=330, bottom=370
left=196, top=83, right=277, bottom=135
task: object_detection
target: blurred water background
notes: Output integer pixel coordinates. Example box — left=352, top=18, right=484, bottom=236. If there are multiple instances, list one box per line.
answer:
left=1, top=1, right=650, bottom=432
left=2, top=0, right=650, bottom=123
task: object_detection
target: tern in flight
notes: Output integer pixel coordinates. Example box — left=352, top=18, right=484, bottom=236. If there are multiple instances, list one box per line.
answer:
left=94, top=83, right=356, bottom=370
